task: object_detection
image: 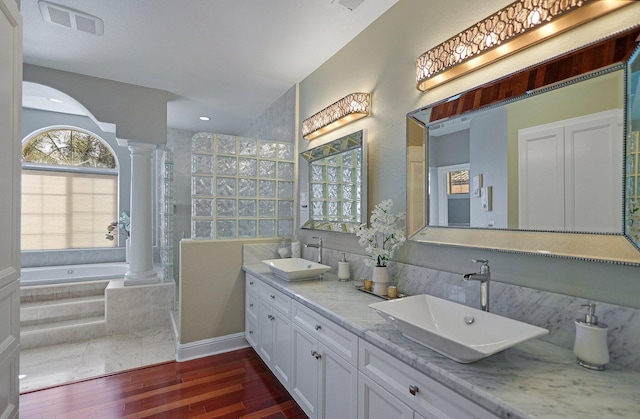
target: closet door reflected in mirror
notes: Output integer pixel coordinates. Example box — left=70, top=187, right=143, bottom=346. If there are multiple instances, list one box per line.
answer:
left=406, top=27, right=640, bottom=265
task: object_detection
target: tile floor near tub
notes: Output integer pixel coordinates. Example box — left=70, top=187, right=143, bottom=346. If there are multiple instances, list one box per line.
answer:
left=19, top=325, right=176, bottom=393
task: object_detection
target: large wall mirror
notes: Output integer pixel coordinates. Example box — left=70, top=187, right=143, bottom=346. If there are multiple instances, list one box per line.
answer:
left=300, top=130, right=367, bottom=232
left=407, top=27, right=640, bottom=265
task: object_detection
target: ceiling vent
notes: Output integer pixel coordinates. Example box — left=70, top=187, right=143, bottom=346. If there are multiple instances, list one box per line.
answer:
left=337, top=0, right=364, bottom=11
left=38, top=1, right=104, bottom=36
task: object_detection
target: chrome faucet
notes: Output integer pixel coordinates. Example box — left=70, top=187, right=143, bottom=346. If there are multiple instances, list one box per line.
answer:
left=304, top=236, right=323, bottom=264
left=463, top=259, right=490, bottom=312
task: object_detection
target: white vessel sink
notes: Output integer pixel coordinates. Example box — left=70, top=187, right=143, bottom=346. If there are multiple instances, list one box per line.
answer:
left=262, top=258, right=330, bottom=281
left=370, top=294, right=548, bottom=363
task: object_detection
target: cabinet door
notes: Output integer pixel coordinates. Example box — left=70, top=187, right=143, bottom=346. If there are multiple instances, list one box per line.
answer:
left=359, top=372, right=414, bottom=419
left=291, top=324, right=319, bottom=418
left=319, top=343, right=358, bottom=419
left=272, top=308, right=292, bottom=389
left=257, top=298, right=274, bottom=365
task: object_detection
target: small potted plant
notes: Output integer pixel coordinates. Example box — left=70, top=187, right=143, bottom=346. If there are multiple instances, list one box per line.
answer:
left=354, top=200, right=406, bottom=296
left=106, top=212, right=131, bottom=261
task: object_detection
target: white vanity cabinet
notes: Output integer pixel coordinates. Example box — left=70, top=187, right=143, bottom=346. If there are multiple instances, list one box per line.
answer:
left=290, top=301, right=358, bottom=419
left=245, top=274, right=292, bottom=389
left=359, top=340, right=499, bottom=419
left=244, top=272, right=503, bottom=419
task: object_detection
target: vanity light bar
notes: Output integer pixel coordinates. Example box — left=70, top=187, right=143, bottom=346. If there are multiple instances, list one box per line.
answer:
left=416, top=0, right=632, bottom=92
left=302, top=93, right=371, bottom=140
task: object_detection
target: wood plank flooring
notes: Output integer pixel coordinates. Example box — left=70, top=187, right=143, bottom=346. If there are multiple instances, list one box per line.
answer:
left=20, top=347, right=307, bottom=418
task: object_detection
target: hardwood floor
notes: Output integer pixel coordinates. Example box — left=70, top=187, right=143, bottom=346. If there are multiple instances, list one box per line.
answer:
left=20, top=347, right=307, bottom=418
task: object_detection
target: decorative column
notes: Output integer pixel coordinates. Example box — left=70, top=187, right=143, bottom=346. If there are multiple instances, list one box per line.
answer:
left=125, top=142, right=159, bottom=286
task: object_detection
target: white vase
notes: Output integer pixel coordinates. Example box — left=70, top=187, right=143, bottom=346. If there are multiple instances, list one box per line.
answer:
left=125, top=238, right=131, bottom=264
left=372, top=266, right=389, bottom=296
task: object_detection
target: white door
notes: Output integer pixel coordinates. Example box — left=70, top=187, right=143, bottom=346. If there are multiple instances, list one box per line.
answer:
left=518, top=125, right=565, bottom=230
left=291, top=325, right=319, bottom=418
left=563, top=110, right=623, bottom=232
left=518, top=110, right=623, bottom=232
left=358, top=373, right=414, bottom=419
left=272, top=309, right=291, bottom=390
left=0, top=0, right=22, bottom=417
left=319, top=343, right=357, bottom=419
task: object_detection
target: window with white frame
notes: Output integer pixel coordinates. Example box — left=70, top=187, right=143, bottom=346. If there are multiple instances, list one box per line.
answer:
left=21, top=128, right=118, bottom=250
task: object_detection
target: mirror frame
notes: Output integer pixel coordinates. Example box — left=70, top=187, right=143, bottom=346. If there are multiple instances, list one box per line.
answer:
left=406, top=27, right=640, bottom=266
left=300, top=130, right=367, bottom=232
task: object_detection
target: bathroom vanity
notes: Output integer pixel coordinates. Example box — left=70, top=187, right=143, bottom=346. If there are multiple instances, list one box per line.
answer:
left=243, top=263, right=639, bottom=418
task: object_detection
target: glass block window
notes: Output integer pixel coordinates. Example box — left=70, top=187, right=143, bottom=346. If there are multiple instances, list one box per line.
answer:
left=191, top=132, right=295, bottom=239
left=308, top=147, right=362, bottom=223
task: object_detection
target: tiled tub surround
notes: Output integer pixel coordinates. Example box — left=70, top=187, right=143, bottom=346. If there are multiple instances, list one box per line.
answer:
left=243, top=263, right=640, bottom=418
left=20, top=278, right=175, bottom=348
left=21, top=248, right=125, bottom=268
left=244, top=243, right=640, bottom=370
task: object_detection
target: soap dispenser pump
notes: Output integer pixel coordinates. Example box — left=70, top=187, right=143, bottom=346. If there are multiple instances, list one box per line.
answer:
left=338, top=253, right=350, bottom=282
left=573, top=303, right=609, bottom=370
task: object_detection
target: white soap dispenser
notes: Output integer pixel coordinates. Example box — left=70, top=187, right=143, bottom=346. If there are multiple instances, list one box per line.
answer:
left=573, top=303, right=609, bottom=370
left=338, top=253, right=350, bottom=282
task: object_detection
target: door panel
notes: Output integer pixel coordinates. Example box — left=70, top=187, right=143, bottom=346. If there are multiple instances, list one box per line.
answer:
left=0, top=1, right=22, bottom=417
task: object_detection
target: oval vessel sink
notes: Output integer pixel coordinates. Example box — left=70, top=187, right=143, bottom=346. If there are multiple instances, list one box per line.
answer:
left=262, top=258, right=330, bottom=281
left=370, top=294, right=549, bottom=363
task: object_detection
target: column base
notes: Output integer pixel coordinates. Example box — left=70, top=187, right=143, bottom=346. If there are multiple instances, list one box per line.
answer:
left=124, top=269, right=159, bottom=286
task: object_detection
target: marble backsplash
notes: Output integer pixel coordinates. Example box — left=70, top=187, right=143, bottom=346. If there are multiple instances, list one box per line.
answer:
left=244, top=243, right=640, bottom=370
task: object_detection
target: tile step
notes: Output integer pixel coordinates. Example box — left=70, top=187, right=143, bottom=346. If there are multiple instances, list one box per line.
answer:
left=20, top=317, right=108, bottom=349
left=20, top=296, right=105, bottom=327
left=20, top=280, right=110, bottom=303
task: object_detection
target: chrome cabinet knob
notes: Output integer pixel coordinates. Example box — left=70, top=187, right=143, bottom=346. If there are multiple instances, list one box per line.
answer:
left=310, top=350, right=321, bottom=360
left=314, top=324, right=322, bottom=331
left=409, top=385, right=419, bottom=396
left=270, top=295, right=276, bottom=300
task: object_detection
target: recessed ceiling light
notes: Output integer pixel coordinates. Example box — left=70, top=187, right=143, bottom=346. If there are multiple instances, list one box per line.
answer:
left=49, top=98, right=63, bottom=103
left=199, top=116, right=211, bottom=121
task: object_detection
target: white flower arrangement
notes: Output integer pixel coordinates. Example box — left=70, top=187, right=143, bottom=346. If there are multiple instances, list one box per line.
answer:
left=355, top=199, right=406, bottom=267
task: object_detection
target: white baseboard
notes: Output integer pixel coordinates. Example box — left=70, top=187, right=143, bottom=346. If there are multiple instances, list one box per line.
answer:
left=176, top=332, right=250, bottom=362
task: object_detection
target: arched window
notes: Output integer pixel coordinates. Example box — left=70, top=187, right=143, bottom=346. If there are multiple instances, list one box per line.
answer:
left=22, top=128, right=119, bottom=250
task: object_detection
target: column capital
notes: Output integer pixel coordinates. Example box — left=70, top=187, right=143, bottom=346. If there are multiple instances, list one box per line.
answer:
left=128, top=142, right=158, bottom=154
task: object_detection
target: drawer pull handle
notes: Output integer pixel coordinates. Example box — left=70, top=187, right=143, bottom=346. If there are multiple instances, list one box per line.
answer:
left=267, top=314, right=275, bottom=320
left=315, top=324, right=322, bottom=331
left=270, top=295, right=276, bottom=299
left=249, top=331, right=253, bottom=335
left=409, top=385, right=419, bottom=396
left=311, top=350, right=321, bottom=360
left=249, top=281, right=254, bottom=285
left=249, top=303, right=253, bottom=308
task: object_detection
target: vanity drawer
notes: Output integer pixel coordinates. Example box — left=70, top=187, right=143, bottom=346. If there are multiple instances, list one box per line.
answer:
left=359, top=340, right=498, bottom=419
left=246, top=274, right=260, bottom=296
left=246, top=291, right=258, bottom=323
left=257, top=281, right=291, bottom=316
left=292, top=300, right=358, bottom=366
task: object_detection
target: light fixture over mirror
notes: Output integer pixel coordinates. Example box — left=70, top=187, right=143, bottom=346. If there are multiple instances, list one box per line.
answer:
left=300, top=130, right=367, bottom=232
left=416, top=0, right=633, bottom=92
left=302, top=93, right=371, bottom=140
left=407, top=27, right=640, bottom=265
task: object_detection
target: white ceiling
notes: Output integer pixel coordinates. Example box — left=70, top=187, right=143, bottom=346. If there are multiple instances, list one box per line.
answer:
left=21, top=0, right=398, bottom=134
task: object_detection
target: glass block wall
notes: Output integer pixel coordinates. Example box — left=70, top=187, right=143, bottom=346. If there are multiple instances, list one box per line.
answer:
left=309, top=148, right=362, bottom=223
left=191, top=133, right=295, bottom=239
left=160, top=149, right=174, bottom=281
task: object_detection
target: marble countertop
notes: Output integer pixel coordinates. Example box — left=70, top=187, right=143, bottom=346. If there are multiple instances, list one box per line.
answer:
left=243, top=263, right=640, bottom=419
